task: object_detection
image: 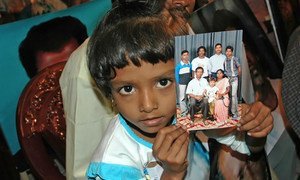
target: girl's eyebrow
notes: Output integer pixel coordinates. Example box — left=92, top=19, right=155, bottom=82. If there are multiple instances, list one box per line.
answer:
left=158, top=68, right=175, bottom=76
left=111, top=68, right=175, bottom=84
left=110, top=79, right=131, bottom=87
left=150, top=68, right=175, bottom=79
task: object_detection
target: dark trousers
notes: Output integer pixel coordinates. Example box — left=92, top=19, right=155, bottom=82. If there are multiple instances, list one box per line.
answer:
left=189, top=97, right=209, bottom=120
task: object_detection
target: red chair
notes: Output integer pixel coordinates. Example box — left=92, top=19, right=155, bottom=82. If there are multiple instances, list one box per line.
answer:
left=17, top=62, right=66, bottom=180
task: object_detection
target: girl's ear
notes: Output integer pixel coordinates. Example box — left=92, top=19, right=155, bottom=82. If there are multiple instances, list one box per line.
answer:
left=110, top=96, right=118, bottom=113
left=111, top=97, right=115, bottom=106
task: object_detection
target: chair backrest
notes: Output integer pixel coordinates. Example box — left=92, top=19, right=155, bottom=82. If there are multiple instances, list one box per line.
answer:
left=17, top=62, right=66, bottom=180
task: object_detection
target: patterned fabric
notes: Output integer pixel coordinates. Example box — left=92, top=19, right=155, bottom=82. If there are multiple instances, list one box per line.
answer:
left=282, top=26, right=300, bottom=138
left=31, top=0, right=67, bottom=16
left=224, top=56, right=240, bottom=77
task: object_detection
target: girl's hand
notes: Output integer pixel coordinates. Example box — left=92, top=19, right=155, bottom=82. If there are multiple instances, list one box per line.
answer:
left=237, top=101, right=273, bottom=138
left=153, top=125, right=189, bottom=179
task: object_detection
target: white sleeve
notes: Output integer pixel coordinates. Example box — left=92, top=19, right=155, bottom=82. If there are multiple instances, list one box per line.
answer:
left=60, top=39, right=115, bottom=180
left=191, top=58, right=197, bottom=71
left=185, top=81, right=193, bottom=94
left=214, top=132, right=250, bottom=155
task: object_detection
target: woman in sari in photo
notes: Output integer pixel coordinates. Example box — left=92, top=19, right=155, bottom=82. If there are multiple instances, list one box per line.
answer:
left=214, top=69, right=230, bottom=122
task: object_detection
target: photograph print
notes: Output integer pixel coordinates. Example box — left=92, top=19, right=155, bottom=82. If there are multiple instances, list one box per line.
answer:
left=174, top=30, right=245, bottom=131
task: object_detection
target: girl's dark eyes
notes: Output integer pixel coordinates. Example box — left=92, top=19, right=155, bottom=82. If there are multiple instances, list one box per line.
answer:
left=117, top=78, right=173, bottom=95
left=159, top=79, right=168, bottom=86
left=119, top=85, right=135, bottom=95
left=123, top=86, right=133, bottom=92
left=157, top=78, right=172, bottom=88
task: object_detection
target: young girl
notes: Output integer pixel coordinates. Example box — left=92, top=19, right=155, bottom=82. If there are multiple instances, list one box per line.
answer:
left=86, top=2, right=208, bottom=179
left=86, top=1, right=273, bottom=179
left=204, top=77, right=219, bottom=120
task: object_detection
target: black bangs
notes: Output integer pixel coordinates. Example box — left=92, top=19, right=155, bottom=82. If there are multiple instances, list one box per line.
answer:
left=88, top=17, right=175, bottom=96
left=120, top=18, right=175, bottom=66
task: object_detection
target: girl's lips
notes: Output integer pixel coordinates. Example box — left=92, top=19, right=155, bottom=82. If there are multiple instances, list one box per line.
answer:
left=141, top=117, right=164, bottom=127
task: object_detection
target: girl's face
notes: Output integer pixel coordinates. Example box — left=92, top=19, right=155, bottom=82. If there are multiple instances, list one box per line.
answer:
left=209, top=80, right=215, bottom=87
left=110, top=60, right=176, bottom=141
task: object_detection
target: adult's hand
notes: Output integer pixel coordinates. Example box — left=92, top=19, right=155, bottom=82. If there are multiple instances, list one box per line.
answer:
left=238, top=101, right=273, bottom=138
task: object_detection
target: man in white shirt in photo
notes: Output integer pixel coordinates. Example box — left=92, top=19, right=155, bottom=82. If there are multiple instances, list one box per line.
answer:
left=209, top=43, right=226, bottom=78
left=186, top=67, right=209, bottom=121
left=191, top=46, right=210, bottom=80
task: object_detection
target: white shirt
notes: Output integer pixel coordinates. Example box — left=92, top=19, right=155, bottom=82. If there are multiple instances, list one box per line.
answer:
left=209, top=54, right=226, bottom=73
left=205, top=86, right=219, bottom=103
left=186, top=78, right=208, bottom=96
left=87, top=115, right=210, bottom=180
left=191, top=56, right=210, bottom=77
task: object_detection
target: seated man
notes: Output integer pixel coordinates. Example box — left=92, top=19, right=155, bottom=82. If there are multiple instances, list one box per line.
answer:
left=186, top=67, right=209, bottom=121
left=19, top=16, right=87, bottom=78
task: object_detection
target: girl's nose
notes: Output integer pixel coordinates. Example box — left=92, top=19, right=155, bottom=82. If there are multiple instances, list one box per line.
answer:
left=139, top=89, right=158, bottom=113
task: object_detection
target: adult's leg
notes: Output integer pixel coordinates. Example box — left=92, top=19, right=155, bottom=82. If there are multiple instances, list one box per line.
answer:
left=230, top=77, right=239, bottom=117
left=189, top=97, right=197, bottom=121
left=179, top=84, right=187, bottom=114
left=200, top=98, right=209, bottom=120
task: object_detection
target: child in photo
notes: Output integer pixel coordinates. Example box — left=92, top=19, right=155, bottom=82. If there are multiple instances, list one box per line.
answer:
left=204, top=77, right=219, bottom=120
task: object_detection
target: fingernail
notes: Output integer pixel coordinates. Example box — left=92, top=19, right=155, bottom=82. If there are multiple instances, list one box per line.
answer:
left=237, top=127, right=241, bottom=131
left=247, top=132, right=252, bottom=136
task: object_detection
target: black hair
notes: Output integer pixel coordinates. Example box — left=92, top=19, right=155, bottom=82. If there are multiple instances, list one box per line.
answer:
left=87, top=1, right=188, bottom=96
left=195, top=66, right=204, bottom=72
left=197, top=46, right=206, bottom=53
left=225, top=45, right=234, bottom=52
left=88, top=1, right=187, bottom=97
left=19, top=16, right=88, bottom=78
left=181, top=50, right=189, bottom=55
left=216, top=69, right=225, bottom=78
left=209, top=77, right=216, bottom=82
left=215, top=43, right=222, bottom=48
